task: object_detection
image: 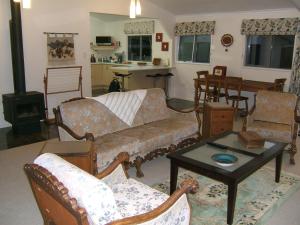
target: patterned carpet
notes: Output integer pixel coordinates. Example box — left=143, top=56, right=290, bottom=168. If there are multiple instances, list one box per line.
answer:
left=152, top=167, right=300, bottom=225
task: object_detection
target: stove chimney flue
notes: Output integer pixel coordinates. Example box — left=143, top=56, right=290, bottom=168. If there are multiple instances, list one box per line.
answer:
left=9, top=0, right=26, bottom=94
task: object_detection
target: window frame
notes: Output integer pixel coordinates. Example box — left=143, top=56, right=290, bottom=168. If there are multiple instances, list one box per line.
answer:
left=127, top=35, right=152, bottom=62
left=176, top=34, right=211, bottom=64
left=243, top=34, right=295, bottom=70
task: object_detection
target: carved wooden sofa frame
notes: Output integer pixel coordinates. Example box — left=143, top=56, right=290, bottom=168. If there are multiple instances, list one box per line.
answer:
left=24, top=152, right=199, bottom=225
left=53, top=97, right=202, bottom=177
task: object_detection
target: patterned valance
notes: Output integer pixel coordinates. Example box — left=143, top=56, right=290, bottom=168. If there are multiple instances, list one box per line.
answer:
left=124, top=21, right=154, bottom=34
left=175, top=21, right=215, bottom=36
left=241, top=17, right=299, bottom=35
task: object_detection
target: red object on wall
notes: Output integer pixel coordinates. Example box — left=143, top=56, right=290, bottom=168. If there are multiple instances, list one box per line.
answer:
left=161, top=42, right=169, bottom=51
left=156, top=33, right=163, bottom=42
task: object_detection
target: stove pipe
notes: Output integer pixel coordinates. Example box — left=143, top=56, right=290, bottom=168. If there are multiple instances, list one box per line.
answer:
left=9, top=0, right=26, bottom=94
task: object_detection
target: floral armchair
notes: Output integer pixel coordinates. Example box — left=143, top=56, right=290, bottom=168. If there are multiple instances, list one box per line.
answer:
left=24, top=152, right=198, bottom=225
left=243, top=90, right=298, bottom=164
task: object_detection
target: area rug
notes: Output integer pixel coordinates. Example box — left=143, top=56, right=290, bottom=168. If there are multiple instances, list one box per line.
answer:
left=152, top=167, right=300, bottom=225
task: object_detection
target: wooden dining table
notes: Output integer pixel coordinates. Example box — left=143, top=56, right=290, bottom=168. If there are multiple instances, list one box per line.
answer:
left=194, top=77, right=275, bottom=106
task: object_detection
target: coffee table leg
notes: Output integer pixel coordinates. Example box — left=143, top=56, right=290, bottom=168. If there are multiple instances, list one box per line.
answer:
left=170, top=161, right=178, bottom=195
left=275, top=152, right=283, bottom=183
left=227, top=183, right=237, bottom=225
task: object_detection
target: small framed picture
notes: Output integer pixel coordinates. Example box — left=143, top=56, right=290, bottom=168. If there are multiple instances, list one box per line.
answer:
left=156, top=33, right=163, bottom=42
left=161, top=42, right=169, bottom=51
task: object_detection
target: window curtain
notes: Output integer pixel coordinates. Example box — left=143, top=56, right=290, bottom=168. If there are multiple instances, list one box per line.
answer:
left=174, top=21, right=215, bottom=36
left=124, top=21, right=154, bottom=34
left=241, top=17, right=299, bottom=35
left=289, top=25, right=300, bottom=95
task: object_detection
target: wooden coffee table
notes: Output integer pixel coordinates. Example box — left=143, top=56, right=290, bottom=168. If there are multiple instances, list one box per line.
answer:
left=167, top=132, right=287, bottom=225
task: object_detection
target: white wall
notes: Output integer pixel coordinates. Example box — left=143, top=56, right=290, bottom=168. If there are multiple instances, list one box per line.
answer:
left=0, top=0, right=175, bottom=128
left=169, top=9, right=300, bottom=103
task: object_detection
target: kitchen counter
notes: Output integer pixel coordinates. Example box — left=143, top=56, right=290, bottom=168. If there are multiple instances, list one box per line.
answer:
left=110, top=65, right=172, bottom=74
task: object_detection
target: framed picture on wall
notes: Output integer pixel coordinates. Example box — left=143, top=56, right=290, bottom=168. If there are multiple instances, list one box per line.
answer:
left=161, top=42, right=169, bottom=51
left=156, top=33, right=163, bottom=42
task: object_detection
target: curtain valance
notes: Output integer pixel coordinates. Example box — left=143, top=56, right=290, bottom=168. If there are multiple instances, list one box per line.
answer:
left=174, top=21, right=215, bottom=36
left=241, top=17, right=299, bottom=35
left=124, top=21, right=154, bottom=34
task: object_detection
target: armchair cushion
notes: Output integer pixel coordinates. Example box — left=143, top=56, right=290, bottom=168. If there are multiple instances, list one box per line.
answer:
left=253, top=90, right=297, bottom=125
left=246, top=120, right=292, bottom=143
left=34, top=153, right=122, bottom=225
left=111, top=178, right=169, bottom=217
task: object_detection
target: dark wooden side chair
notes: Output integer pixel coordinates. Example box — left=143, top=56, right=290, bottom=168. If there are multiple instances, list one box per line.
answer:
left=195, top=71, right=209, bottom=104
left=213, top=66, right=227, bottom=78
left=272, top=78, right=286, bottom=92
left=204, top=74, right=222, bottom=102
left=224, top=76, right=249, bottom=116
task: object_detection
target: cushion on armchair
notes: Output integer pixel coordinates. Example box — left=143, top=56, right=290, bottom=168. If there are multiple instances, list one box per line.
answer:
left=34, top=153, right=122, bottom=225
left=253, top=90, right=297, bottom=125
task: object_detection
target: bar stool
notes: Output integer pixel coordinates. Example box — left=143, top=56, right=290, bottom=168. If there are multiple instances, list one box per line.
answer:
left=162, top=73, right=174, bottom=99
left=146, top=73, right=161, bottom=88
left=114, top=72, right=132, bottom=92
left=146, top=73, right=174, bottom=98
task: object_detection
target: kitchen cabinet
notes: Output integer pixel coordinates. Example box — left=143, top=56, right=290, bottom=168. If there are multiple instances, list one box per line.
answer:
left=91, top=64, right=103, bottom=88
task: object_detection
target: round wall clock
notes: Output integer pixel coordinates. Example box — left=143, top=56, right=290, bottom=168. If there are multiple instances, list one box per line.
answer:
left=221, top=34, right=233, bottom=51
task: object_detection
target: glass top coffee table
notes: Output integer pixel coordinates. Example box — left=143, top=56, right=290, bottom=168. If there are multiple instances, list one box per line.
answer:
left=167, top=131, right=287, bottom=225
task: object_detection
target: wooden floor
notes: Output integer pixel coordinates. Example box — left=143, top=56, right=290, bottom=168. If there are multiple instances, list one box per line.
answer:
left=0, top=98, right=193, bottom=151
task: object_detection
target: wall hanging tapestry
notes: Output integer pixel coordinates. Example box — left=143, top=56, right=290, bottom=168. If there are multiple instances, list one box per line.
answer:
left=46, top=33, right=77, bottom=64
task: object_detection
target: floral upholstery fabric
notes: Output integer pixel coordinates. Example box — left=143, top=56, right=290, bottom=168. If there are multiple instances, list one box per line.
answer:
left=111, top=178, right=169, bottom=217
left=59, top=99, right=129, bottom=139
left=34, top=153, right=122, bottom=225
left=94, top=133, right=140, bottom=171
left=115, top=125, right=174, bottom=157
left=253, top=90, right=297, bottom=125
left=140, top=88, right=170, bottom=124
left=139, top=195, right=190, bottom=225
left=246, top=120, right=292, bottom=143
left=147, top=117, right=198, bottom=143
left=101, top=164, right=128, bottom=187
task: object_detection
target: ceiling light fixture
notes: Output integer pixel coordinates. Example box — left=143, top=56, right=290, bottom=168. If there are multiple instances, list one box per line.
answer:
left=13, top=0, right=31, bottom=9
left=129, top=0, right=141, bottom=19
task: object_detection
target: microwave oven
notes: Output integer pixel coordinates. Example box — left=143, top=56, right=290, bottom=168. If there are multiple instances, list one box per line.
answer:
left=96, top=36, right=112, bottom=46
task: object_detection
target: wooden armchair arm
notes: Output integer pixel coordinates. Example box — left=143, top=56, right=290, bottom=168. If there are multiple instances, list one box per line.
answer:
left=53, top=107, right=95, bottom=141
left=96, top=152, right=130, bottom=179
left=108, top=179, right=199, bottom=225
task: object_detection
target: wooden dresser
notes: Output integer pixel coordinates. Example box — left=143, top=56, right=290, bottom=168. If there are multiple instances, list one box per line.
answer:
left=39, top=141, right=96, bottom=175
left=202, top=102, right=234, bottom=139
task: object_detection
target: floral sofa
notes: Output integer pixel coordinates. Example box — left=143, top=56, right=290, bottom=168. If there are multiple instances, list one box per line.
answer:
left=25, top=152, right=198, bottom=225
left=54, top=88, right=201, bottom=177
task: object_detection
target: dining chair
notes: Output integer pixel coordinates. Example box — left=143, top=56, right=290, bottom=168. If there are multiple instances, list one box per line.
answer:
left=195, top=71, right=209, bottom=104
left=204, top=74, right=222, bottom=102
left=212, top=66, right=227, bottom=78
left=224, top=76, right=249, bottom=116
left=272, top=78, right=286, bottom=92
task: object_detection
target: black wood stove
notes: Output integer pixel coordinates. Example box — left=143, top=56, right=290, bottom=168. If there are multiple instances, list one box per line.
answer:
left=2, top=0, right=45, bottom=134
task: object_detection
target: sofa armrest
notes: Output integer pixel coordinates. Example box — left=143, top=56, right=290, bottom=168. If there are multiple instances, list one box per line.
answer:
left=96, top=152, right=129, bottom=180
left=108, top=179, right=199, bottom=225
left=53, top=107, right=95, bottom=141
left=168, top=105, right=202, bottom=139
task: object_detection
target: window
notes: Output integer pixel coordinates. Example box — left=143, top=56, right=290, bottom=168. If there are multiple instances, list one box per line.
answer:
left=178, top=35, right=211, bottom=63
left=245, top=35, right=295, bottom=69
left=128, top=35, right=152, bottom=61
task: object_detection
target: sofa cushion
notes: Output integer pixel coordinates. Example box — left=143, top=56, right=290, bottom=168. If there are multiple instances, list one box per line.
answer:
left=115, top=125, right=174, bottom=157
left=253, top=90, right=297, bottom=125
left=140, top=88, right=170, bottom=124
left=34, top=153, right=122, bottom=225
left=60, top=99, right=129, bottom=139
left=247, top=120, right=292, bottom=143
left=147, top=117, right=198, bottom=143
left=95, top=133, right=140, bottom=171
left=111, top=178, right=169, bottom=218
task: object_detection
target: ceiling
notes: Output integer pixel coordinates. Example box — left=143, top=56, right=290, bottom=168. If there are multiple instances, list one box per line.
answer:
left=147, top=0, right=299, bottom=15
